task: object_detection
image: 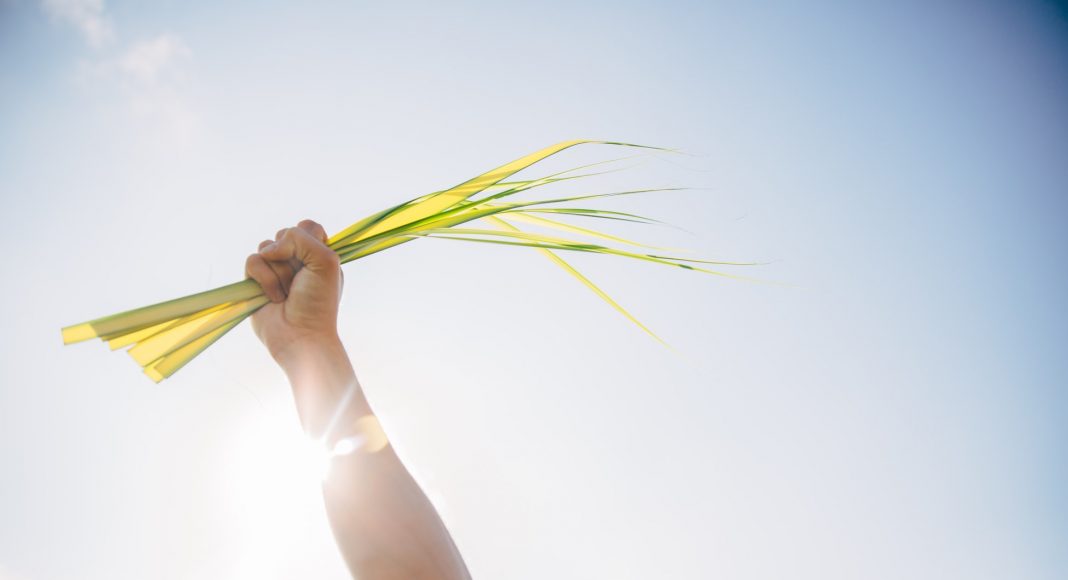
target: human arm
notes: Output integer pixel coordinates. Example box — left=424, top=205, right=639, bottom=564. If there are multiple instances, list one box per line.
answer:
left=245, top=220, right=470, bottom=580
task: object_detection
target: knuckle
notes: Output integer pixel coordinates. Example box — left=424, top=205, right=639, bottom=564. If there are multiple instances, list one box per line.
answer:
left=297, top=219, right=328, bottom=243
left=294, top=226, right=323, bottom=247
left=250, top=261, right=271, bottom=280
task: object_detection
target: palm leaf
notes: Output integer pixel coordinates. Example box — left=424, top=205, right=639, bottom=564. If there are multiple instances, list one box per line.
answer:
left=61, top=140, right=754, bottom=382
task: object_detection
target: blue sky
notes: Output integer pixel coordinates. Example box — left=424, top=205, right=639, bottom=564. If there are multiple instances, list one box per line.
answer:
left=1, top=1, right=1066, bottom=579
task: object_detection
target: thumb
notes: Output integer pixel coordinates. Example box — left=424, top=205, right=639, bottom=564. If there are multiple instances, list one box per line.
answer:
left=260, top=225, right=340, bottom=273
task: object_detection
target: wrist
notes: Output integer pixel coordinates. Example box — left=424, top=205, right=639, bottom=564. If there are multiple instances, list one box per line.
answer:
left=272, top=333, right=371, bottom=440
left=270, top=330, right=344, bottom=371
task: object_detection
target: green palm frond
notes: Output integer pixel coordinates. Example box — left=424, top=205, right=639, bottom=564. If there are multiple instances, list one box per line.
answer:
left=61, top=140, right=756, bottom=382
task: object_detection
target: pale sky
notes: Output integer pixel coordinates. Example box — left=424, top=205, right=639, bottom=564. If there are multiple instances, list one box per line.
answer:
left=1, top=1, right=1066, bottom=579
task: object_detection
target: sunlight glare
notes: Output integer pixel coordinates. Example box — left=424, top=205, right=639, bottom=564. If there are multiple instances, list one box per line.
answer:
left=331, top=434, right=366, bottom=457
left=224, top=408, right=340, bottom=579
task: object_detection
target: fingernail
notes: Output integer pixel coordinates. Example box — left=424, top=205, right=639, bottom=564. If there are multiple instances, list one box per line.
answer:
left=260, top=242, right=277, bottom=254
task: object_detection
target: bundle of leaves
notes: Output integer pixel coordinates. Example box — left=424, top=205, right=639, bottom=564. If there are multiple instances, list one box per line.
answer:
left=62, top=140, right=754, bottom=382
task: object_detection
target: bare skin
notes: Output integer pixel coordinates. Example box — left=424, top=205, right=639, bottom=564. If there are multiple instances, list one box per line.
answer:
left=245, top=219, right=470, bottom=580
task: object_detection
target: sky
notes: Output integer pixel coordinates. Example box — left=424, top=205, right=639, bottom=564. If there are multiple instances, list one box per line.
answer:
left=1, top=0, right=1067, bottom=578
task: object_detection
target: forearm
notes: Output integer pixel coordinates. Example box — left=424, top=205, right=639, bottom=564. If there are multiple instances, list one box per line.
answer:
left=278, top=337, right=470, bottom=580
left=275, top=334, right=370, bottom=440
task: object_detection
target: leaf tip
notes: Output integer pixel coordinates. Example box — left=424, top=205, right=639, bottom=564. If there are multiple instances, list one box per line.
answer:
left=61, top=322, right=96, bottom=345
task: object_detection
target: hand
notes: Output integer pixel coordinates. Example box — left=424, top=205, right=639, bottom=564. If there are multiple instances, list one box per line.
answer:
left=245, top=219, right=343, bottom=367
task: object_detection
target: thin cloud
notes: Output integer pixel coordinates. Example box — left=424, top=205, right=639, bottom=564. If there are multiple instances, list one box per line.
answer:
left=112, top=34, right=199, bottom=142
left=119, top=33, right=191, bottom=82
left=40, top=0, right=114, bottom=48
left=51, top=0, right=201, bottom=146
